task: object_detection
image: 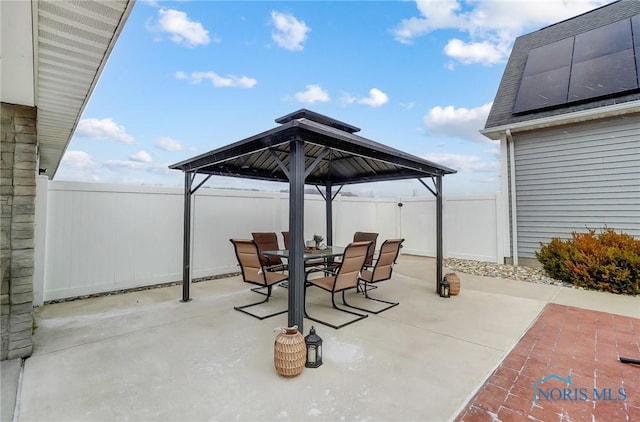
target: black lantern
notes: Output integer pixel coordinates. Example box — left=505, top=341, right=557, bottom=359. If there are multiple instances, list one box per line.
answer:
left=439, top=278, right=450, bottom=298
left=304, top=326, right=323, bottom=368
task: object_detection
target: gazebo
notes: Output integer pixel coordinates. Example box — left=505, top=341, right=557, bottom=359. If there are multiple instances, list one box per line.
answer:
left=169, top=109, right=456, bottom=331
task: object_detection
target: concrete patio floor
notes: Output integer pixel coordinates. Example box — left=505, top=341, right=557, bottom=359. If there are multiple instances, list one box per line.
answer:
left=4, top=255, right=639, bottom=421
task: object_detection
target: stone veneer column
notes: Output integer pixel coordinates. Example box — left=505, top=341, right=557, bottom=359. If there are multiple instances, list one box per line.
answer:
left=1, top=102, right=36, bottom=360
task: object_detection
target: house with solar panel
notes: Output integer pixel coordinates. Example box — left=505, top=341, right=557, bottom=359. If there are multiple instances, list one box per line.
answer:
left=481, top=0, right=640, bottom=266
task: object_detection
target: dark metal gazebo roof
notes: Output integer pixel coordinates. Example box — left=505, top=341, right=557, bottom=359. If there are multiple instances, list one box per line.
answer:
left=169, top=109, right=456, bottom=184
left=170, top=109, right=456, bottom=332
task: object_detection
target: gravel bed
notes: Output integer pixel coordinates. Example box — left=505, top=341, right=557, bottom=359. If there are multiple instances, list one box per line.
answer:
left=443, top=258, right=572, bottom=287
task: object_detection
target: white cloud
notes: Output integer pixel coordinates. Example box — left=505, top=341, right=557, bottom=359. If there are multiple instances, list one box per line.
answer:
left=156, top=137, right=185, bottom=151
left=61, top=151, right=96, bottom=169
left=340, top=93, right=356, bottom=105
left=104, top=160, right=149, bottom=170
left=130, top=151, right=152, bottom=163
left=423, top=102, right=492, bottom=142
left=357, top=88, right=389, bottom=107
left=270, top=11, right=310, bottom=51
left=391, top=0, right=463, bottom=44
left=76, top=118, right=134, bottom=144
left=157, top=8, right=210, bottom=47
left=401, top=102, right=416, bottom=111
left=392, top=0, right=608, bottom=64
left=422, top=152, right=499, bottom=173
left=175, top=71, right=257, bottom=88
left=341, top=88, right=389, bottom=107
left=293, top=84, right=330, bottom=104
left=444, top=39, right=507, bottom=65
left=104, top=160, right=171, bottom=176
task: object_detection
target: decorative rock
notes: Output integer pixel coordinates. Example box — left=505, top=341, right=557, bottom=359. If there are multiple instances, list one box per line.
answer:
left=444, top=258, right=571, bottom=287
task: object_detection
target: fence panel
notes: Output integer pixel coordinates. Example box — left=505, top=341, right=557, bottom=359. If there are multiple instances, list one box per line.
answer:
left=37, top=181, right=501, bottom=302
left=444, top=196, right=500, bottom=262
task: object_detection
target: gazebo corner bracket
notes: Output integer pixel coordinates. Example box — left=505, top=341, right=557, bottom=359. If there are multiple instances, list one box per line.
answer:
left=304, top=147, right=330, bottom=179
left=417, top=178, right=438, bottom=198
left=191, top=174, right=212, bottom=195
left=269, top=149, right=290, bottom=179
left=331, top=185, right=344, bottom=200
left=314, top=185, right=327, bottom=201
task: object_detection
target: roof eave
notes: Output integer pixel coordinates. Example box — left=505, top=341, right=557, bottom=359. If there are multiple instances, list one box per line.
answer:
left=481, top=100, right=640, bottom=140
left=169, top=122, right=299, bottom=172
left=38, top=0, right=136, bottom=179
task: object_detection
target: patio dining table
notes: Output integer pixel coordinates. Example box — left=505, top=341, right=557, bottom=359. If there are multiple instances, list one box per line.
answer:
left=263, top=246, right=345, bottom=264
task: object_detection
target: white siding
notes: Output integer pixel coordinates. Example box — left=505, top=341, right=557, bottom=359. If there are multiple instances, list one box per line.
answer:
left=514, top=115, right=640, bottom=258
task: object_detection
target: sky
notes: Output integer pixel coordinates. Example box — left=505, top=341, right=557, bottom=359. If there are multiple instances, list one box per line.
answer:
left=56, top=0, right=610, bottom=198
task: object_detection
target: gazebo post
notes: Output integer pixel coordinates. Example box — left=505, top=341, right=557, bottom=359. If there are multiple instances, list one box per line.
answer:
left=436, top=175, right=443, bottom=292
left=325, top=183, right=333, bottom=246
left=288, top=139, right=305, bottom=331
left=181, top=171, right=193, bottom=302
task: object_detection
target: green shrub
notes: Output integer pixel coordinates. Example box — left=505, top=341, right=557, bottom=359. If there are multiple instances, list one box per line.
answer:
left=536, top=228, right=640, bottom=295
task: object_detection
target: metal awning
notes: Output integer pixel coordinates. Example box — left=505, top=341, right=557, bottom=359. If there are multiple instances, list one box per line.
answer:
left=170, top=109, right=456, bottom=331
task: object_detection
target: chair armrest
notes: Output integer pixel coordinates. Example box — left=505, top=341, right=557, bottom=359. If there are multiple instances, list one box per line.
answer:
left=264, top=263, right=287, bottom=273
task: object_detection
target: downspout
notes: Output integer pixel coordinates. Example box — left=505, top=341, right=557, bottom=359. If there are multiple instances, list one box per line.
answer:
left=506, top=129, right=518, bottom=266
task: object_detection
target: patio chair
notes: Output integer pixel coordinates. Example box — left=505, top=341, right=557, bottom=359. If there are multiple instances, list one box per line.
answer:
left=350, top=238, right=405, bottom=314
left=353, top=231, right=378, bottom=268
left=229, top=239, right=288, bottom=320
left=251, top=232, right=286, bottom=271
left=304, top=240, right=371, bottom=329
left=282, top=231, right=289, bottom=249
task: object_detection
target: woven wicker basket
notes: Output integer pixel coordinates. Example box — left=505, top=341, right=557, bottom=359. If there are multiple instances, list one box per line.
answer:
left=274, top=327, right=306, bottom=377
left=445, top=273, right=461, bottom=296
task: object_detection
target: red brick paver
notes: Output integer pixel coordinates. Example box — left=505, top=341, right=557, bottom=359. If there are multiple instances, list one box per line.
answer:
left=455, top=303, right=640, bottom=422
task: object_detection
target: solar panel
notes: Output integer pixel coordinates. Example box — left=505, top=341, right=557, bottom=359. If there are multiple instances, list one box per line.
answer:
left=523, top=37, right=574, bottom=76
left=632, top=14, right=640, bottom=86
left=572, top=19, right=632, bottom=63
left=513, top=38, right=574, bottom=113
left=513, top=14, right=640, bottom=114
left=568, top=49, right=638, bottom=101
left=513, top=67, right=572, bottom=113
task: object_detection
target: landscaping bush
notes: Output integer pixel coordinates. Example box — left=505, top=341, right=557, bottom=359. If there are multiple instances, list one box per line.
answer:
left=536, top=228, right=640, bottom=295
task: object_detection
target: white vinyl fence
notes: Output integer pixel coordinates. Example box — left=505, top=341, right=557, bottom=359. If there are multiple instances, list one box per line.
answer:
left=34, top=178, right=505, bottom=304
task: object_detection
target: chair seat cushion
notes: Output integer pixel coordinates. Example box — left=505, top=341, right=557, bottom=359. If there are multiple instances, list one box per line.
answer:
left=308, top=275, right=337, bottom=292
left=359, top=269, right=373, bottom=282
left=265, top=271, right=288, bottom=286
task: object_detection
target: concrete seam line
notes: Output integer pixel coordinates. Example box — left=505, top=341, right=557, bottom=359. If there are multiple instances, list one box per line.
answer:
left=12, top=358, right=26, bottom=422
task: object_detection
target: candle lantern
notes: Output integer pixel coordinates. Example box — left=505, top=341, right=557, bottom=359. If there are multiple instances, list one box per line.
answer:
left=304, top=326, right=323, bottom=368
left=439, top=278, right=450, bottom=298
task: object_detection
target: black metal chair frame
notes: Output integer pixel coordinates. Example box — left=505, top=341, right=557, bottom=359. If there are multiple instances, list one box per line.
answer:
left=303, top=241, right=371, bottom=329
left=230, top=239, right=288, bottom=320
left=350, top=238, right=404, bottom=314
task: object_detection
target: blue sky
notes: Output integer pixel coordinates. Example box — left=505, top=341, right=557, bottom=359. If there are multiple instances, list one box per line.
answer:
left=57, top=0, right=609, bottom=197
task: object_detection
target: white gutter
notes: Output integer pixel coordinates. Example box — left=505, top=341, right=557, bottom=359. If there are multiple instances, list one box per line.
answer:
left=481, top=100, right=640, bottom=140
left=506, top=129, right=518, bottom=266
